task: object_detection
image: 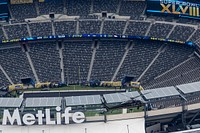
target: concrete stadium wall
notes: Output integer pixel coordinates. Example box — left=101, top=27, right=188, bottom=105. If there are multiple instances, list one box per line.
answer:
left=0, top=118, right=145, bottom=133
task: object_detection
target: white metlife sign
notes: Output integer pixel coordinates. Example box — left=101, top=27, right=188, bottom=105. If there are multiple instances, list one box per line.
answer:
left=2, top=107, right=85, bottom=126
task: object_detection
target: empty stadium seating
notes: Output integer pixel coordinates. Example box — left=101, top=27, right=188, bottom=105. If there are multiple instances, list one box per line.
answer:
left=0, top=0, right=199, bottom=91
left=0, top=39, right=197, bottom=88
left=0, top=70, right=10, bottom=87
left=4, top=24, right=29, bottom=40
left=9, top=3, right=37, bottom=22
left=79, top=20, right=101, bottom=34
left=169, top=25, right=195, bottom=41
left=38, top=0, right=64, bottom=15
left=93, top=0, right=119, bottom=13
left=102, top=20, right=126, bottom=35
left=140, top=43, right=194, bottom=85
left=119, top=1, right=146, bottom=20
left=29, top=22, right=53, bottom=37
left=28, top=42, right=61, bottom=82
left=189, top=29, right=200, bottom=46
left=90, top=40, right=127, bottom=81
left=63, top=41, right=93, bottom=84
left=1, top=1, right=200, bottom=133
left=116, top=40, right=162, bottom=81
left=66, top=0, right=91, bottom=16
left=125, top=21, right=150, bottom=36
left=148, top=23, right=173, bottom=38
left=0, top=47, right=34, bottom=84
left=54, top=20, right=76, bottom=35
left=144, top=56, right=200, bottom=89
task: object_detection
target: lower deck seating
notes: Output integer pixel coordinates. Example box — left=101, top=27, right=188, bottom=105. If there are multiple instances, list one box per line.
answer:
left=0, top=47, right=34, bottom=84
left=140, top=43, right=194, bottom=85
left=0, top=70, right=10, bottom=87
left=90, top=40, right=127, bottom=81
left=0, top=28, right=5, bottom=40
left=0, top=40, right=197, bottom=89
left=28, top=42, right=61, bottom=82
left=63, top=41, right=93, bottom=84
left=144, top=56, right=200, bottom=89
left=116, top=40, right=162, bottom=81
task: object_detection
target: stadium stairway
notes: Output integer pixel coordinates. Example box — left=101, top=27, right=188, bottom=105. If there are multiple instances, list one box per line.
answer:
left=116, top=0, right=122, bottom=14
left=27, top=23, right=32, bottom=37
left=100, top=19, right=104, bottom=34
left=25, top=51, right=39, bottom=83
left=187, top=27, right=198, bottom=42
left=58, top=41, right=65, bottom=83
left=122, top=20, right=129, bottom=34
left=145, top=22, right=153, bottom=36
left=34, top=0, right=40, bottom=16
left=76, top=19, right=80, bottom=34
left=111, top=41, right=133, bottom=81
left=1, top=26, right=8, bottom=39
left=136, top=44, right=167, bottom=82
left=0, top=65, right=13, bottom=85
left=52, top=20, right=55, bottom=35
left=87, top=40, right=98, bottom=81
left=166, top=25, right=176, bottom=38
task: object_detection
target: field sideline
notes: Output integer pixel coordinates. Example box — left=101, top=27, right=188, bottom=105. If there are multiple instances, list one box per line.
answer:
left=23, top=85, right=124, bottom=92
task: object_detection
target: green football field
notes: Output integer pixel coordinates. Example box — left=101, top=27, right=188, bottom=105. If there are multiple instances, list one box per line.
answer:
left=24, top=85, right=124, bottom=92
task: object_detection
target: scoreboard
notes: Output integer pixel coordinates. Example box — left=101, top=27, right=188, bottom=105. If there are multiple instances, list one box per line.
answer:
left=146, top=0, right=200, bottom=19
left=0, top=0, right=9, bottom=21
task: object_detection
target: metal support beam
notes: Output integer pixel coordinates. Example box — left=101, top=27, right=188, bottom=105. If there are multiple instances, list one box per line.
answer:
left=187, top=110, right=200, bottom=126
left=104, top=113, right=107, bottom=123
left=144, top=103, right=148, bottom=119
left=181, top=99, right=187, bottom=129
